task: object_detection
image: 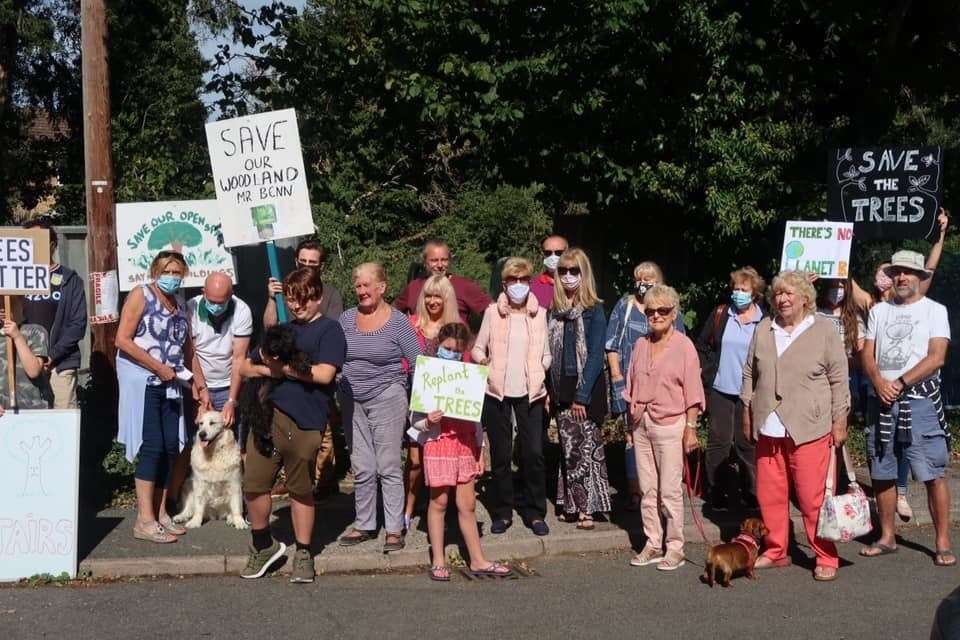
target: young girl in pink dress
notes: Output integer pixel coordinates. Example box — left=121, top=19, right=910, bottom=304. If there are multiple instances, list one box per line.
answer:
left=409, top=322, right=513, bottom=581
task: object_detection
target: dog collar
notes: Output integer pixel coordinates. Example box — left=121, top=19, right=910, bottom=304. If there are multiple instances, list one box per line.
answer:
left=732, top=533, right=760, bottom=552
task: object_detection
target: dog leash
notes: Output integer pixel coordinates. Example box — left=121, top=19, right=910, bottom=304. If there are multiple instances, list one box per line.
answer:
left=683, top=452, right=717, bottom=546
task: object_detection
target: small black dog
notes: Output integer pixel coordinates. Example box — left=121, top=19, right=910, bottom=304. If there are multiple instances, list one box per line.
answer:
left=238, top=325, right=313, bottom=457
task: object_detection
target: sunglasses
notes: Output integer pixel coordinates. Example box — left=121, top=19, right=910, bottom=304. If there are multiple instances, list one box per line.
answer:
left=557, top=266, right=581, bottom=276
left=504, top=276, right=531, bottom=284
left=542, top=249, right=565, bottom=257
left=644, top=306, right=675, bottom=317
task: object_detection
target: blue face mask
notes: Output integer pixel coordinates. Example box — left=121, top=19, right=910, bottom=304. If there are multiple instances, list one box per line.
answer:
left=436, top=346, right=462, bottom=361
left=204, top=298, right=228, bottom=316
left=157, top=274, right=182, bottom=294
left=730, top=290, right=752, bottom=309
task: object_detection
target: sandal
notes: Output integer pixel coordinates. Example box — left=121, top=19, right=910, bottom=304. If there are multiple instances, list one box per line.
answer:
left=159, top=515, right=186, bottom=536
left=576, top=515, right=595, bottom=531
left=429, top=565, right=451, bottom=582
left=383, top=532, right=406, bottom=553
left=813, top=566, right=838, bottom=582
left=464, top=561, right=513, bottom=578
left=754, top=556, right=791, bottom=570
left=935, top=549, right=957, bottom=567
left=338, top=529, right=375, bottom=547
left=133, top=521, right=177, bottom=544
left=859, top=543, right=898, bottom=558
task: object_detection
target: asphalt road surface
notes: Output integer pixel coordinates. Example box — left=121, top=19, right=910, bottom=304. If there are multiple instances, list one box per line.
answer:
left=2, top=526, right=958, bottom=640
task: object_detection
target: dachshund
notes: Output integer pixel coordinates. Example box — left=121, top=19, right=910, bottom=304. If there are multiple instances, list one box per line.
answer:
left=703, top=517, right=769, bottom=588
left=238, top=325, right=313, bottom=457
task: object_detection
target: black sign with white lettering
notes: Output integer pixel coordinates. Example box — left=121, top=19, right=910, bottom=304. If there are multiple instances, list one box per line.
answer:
left=827, top=146, right=943, bottom=240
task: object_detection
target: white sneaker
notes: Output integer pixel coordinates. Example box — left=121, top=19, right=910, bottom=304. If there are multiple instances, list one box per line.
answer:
left=896, top=495, right=913, bottom=522
left=630, top=546, right=664, bottom=567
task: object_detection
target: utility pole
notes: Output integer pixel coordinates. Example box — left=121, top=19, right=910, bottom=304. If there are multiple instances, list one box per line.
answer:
left=81, top=0, right=119, bottom=406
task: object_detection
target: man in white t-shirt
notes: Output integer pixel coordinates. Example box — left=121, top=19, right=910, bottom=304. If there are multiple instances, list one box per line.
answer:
left=188, top=272, right=253, bottom=437
left=861, top=249, right=953, bottom=566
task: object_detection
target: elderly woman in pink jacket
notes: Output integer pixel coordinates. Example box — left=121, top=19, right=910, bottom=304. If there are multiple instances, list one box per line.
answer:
left=473, top=257, right=552, bottom=537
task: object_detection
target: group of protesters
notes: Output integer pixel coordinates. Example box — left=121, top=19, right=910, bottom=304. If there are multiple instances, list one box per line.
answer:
left=9, top=211, right=954, bottom=584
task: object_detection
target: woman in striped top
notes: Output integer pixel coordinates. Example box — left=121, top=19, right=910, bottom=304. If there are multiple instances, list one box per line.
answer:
left=338, top=262, right=422, bottom=552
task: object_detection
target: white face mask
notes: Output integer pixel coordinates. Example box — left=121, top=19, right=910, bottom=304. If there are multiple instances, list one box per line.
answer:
left=506, top=282, right=530, bottom=303
left=543, top=254, right=561, bottom=272
left=827, top=288, right=845, bottom=306
left=560, top=274, right=582, bottom=291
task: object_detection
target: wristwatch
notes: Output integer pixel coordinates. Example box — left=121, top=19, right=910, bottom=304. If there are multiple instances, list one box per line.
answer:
left=897, top=376, right=907, bottom=388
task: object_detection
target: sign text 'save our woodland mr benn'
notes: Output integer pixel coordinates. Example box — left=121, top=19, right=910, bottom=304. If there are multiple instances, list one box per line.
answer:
left=828, top=146, right=943, bottom=240
left=205, top=108, right=315, bottom=248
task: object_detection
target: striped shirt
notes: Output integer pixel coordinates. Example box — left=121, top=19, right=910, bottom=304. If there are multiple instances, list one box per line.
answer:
left=340, top=307, right=423, bottom=402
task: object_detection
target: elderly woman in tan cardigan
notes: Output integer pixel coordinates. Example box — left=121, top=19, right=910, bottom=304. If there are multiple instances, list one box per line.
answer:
left=741, top=270, right=850, bottom=581
left=473, top=257, right=552, bottom=536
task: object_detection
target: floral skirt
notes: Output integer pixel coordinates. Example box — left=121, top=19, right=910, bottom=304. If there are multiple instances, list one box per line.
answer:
left=556, top=409, right=611, bottom=515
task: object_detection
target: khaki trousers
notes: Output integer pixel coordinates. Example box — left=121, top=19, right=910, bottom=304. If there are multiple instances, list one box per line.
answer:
left=50, top=368, right=78, bottom=409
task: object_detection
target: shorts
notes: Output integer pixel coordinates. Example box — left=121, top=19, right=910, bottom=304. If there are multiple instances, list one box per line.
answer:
left=243, top=408, right=325, bottom=497
left=867, top=396, right=948, bottom=483
left=422, top=426, right=480, bottom=488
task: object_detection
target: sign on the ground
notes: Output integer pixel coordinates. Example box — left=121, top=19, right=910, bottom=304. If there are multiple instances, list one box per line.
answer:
left=0, top=228, right=50, bottom=296
left=0, top=410, right=81, bottom=582
left=205, top=108, right=315, bottom=247
left=828, top=145, right=943, bottom=240
left=116, top=200, right=235, bottom=291
left=780, top=220, right=854, bottom=279
left=409, top=356, right=489, bottom=422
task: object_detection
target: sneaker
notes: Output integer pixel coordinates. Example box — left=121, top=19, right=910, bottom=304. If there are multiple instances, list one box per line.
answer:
left=490, top=519, right=512, bottom=534
left=289, top=548, right=315, bottom=584
left=239, top=540, right=287, bottom=579
left=530, top=520, right=550, bottom=537
left=630, top=546, right=664, bottom=567
left=896, top=495, right=913, bottom=522
left=656, top=550, right=686, bottom=572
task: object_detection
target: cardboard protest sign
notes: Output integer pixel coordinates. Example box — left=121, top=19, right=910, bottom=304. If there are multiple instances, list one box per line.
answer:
left=0, top=228, right=50, bottom=295
left=205, top=108, right=315, bottom=247
left=780, top=221, right=854, bottom=279
left=409, top=355, right=489, bottom=422
left=0, top=410, right=81, bottom=581
left=828, top=146, right=943, bottom=240
left=116, top=200, right=235, bottom=291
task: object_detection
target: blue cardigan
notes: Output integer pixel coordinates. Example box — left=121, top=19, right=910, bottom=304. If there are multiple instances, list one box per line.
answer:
left=560, top=304, right=607, bottom=405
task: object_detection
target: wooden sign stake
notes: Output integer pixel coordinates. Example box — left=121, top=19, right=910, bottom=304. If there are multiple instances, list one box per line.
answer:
left=5, top=295, right=17, bottom=414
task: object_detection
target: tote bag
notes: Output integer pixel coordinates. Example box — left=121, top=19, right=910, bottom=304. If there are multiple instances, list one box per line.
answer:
left=816, top=444, right=872, bottom=543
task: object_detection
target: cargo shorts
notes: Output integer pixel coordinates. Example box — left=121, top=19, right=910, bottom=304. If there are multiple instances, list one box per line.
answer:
left=244, top=408, right=325, bottom=498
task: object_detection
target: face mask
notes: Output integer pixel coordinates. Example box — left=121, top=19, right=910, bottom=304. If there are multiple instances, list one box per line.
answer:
left=156, top=275, right=182, bottom=294
left=827, top=288, right=845, bottom=306
left=730, top=290, right=752, bottom=309
left=636, top=282, right=653, bottom=298
left=560, top=274, right=581, bottom=291
left=543, top=255, right=561, bottom=272
left=204, top=298, right=228, bottom=316
left=436, top=346, right=462, bottom=361
left=875, top=271, right=893, bottom=293
left=507, top=282, right=530, bottom=303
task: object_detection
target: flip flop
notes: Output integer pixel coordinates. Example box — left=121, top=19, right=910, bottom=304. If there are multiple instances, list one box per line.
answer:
left=577, top=516, right=595, bottom=531
left=935, top=550, right=957, bottom=567
left=428, top=565, right=451, bottom=582
left=813, top=566, right=838, bottom=582
left=463, top=561, right=513, bottom=579
left=859, top=543, right=898, bottom=558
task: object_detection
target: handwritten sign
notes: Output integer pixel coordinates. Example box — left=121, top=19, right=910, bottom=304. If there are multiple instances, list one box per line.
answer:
left=409, top=355, right=489, bottom=422
left=780, top=221, right=854, bottom=279
left=205, top=108, right=315, bottom=247
left=116, top=200, right=235, bottom=291
left=0, top=410, right=81, bottom=581
left=0, top=228, right=50, bottom=296
left=828, top=146, right=943, bottom=240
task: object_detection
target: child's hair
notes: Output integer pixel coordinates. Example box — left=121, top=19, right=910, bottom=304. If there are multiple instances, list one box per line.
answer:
left=437, top=322, right=471, bottom=350
left=260, top=325, right=312, bottom=376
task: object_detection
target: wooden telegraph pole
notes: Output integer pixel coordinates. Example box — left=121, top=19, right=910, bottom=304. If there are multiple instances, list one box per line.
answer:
left=81, top=0, right=119, bottom=404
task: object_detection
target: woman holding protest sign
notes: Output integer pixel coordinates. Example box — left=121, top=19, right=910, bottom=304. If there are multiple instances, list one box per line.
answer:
left=548, top=248, right=610, bottom=530
left=472, top=257, right=552, bottom=536
left=402, top=274, right=460, bottom=531
left=116, top=251, right=204, bottom=544
left=338, top=262, right=422, bottom=552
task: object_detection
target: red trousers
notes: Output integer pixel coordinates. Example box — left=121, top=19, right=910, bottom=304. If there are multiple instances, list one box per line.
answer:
left=756, top=434, right=838, bottom=568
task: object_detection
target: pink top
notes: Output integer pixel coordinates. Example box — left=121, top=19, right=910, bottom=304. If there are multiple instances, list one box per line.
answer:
left=623, top=331, right=705, bottom=425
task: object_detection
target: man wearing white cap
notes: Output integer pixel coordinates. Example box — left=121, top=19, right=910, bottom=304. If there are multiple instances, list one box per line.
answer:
left=860, top=249, right=954, bottom=566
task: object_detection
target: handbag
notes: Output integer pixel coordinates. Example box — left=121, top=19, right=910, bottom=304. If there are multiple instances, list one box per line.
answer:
left=816, top=444, right=873, bottom=543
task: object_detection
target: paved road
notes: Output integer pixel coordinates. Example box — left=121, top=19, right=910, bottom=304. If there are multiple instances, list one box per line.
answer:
left=2, top=526, right=957, bottom=640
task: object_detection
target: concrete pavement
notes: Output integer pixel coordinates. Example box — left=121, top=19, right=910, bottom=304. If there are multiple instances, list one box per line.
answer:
left=76, top=467, right=960, bottom=579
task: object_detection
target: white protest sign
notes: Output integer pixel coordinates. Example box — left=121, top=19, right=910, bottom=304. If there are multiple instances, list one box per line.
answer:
left=116, top=200, right=236, bottom=291
left=205, top=108, right=315, bottom=247
left=780, top=220, right=854, bottom=279
left=0, top=228, right=50, bottom=295
left=0, top=410, right=81, bottom=581
left=409, top=355, right=489, bottom=422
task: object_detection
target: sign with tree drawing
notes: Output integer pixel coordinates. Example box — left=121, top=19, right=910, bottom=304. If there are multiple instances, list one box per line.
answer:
left=116, top=200, right=235, bottom=291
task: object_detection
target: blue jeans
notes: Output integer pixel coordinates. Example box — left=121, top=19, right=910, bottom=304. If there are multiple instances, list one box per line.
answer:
left=135, top=385, right=181, bottom=484
left=207, top=386, right=244, bottom=448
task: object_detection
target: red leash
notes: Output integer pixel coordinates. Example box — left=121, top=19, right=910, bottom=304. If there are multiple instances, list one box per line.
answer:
left=683, top=451, right=717, bottom=546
